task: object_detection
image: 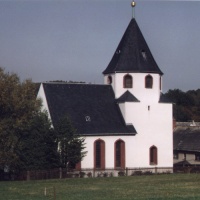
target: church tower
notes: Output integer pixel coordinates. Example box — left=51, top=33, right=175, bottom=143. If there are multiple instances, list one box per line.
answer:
left=103, top=2, right=173, bottom=169
left=103, top=3, right=163, bottom=103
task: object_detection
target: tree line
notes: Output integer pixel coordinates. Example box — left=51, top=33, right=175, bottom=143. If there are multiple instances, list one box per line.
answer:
left=0, top=68, right=86, bottom=176
left=164, top=89, right=200, bottom=122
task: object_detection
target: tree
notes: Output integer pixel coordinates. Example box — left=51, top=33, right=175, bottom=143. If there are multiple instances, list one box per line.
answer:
left=16, top=111, right=59, bottom=171
left=55, top=116, right=87, bottom=170
left=164, top=89, right=200, bottom=122
left=165, top=89, right=195, bottom=106
left=0, top=67, right=57, bottom=172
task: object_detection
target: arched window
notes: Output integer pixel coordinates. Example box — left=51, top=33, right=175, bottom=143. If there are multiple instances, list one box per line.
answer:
left=107, top=76, right=112, bottom=84
left=115, top=139, right=125, bottom=169
left=124, top=74, right=132, bottom=88
left=145, top=75, right=153, bottom=89
left=94, top=139, right=105, bottom=169
left=150, top=146, right=158, bottom=165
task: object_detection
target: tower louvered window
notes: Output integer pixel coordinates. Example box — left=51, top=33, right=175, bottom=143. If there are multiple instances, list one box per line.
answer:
left=145, top=75, right=153, bottom=88
left=107, top=76, right=112, bottom=84
left=124, top=74, right=133, bottom=88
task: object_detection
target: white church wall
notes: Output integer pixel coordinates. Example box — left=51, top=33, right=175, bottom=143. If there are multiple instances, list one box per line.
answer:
left=81, top=135, right=135, bottom=169
left=104, top=70, right=173, bottom=169
left=37, top=83, right=52, bottom=120
left=121, top=102, right=173, bottom=168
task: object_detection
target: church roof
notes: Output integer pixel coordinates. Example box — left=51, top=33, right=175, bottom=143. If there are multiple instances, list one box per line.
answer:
left=43, top=83, right=136, bottom=136
left=103, top=18, right=163, bottom=75
left=116, top=90, right=140, bottom=103
left=174, top=127, right=200, bottom=152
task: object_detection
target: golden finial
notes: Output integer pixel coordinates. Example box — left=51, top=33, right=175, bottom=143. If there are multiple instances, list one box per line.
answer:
left=131, top=1, right=136, bottom=7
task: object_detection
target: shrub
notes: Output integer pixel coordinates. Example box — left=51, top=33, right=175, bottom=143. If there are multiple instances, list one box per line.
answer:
left=162, top=170, right=171, bottom=174
left=87, top=172, right=92, bottom=178
left=131, top=170, right=142, bottom=176
left=103, top=172, right=108, bottom=177
left=79, top=171, right=85, bottom=178
left=118, top=171, right=125, bottom=176
left=97, top=172, right=103, bottom=177
left=143, top=171, right=152, bottom=175
left=74, top=173, right=79, bottom=178
left=109, top=172, right=113, bottom=177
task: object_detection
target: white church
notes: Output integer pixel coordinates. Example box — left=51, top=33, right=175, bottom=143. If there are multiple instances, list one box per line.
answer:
left=37, top=3, right=173, bottom=174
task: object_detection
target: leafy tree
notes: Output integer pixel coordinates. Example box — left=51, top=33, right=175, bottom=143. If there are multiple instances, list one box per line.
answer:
left=165, top=89, right=195, bottom=106
left=0, top=67, right=57, bottom=172
left=173, top=105, right=192, bottom=122
left=55, top=116, right=87, bottom=170
left=164, top=89, right=200, bottom=122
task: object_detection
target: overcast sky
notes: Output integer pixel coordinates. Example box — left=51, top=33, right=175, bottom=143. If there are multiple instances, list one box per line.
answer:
left=0, top=0, right=199, bottom=92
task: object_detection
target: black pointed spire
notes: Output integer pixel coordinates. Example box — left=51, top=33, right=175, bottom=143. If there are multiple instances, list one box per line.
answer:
left=103, top=18, right=163, bottom=75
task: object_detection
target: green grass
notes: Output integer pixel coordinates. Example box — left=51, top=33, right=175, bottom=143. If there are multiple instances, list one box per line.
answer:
left=1, top=174, right=200, bottom=200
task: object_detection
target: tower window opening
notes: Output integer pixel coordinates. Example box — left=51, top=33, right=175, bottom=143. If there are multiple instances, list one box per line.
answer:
left=124, top=74, right=133, bottom=88
left=107, top=76, right=112, bottom=84
left=145, top=75, right=153, bottom=89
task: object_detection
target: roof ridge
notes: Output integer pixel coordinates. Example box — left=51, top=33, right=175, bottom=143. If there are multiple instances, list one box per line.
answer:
left=42, top=82, right=106, bottom=86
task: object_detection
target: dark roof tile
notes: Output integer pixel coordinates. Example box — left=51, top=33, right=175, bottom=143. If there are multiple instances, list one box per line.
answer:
left=174, top=127, right=200, bottom=152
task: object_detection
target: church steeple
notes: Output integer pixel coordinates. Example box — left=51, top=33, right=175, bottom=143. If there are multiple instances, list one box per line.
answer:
left=103, top=3, right=164, bottom=101
left=103, top=17, right=163, bottom=75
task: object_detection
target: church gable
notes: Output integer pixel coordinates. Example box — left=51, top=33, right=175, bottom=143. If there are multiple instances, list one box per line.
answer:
left=43, top=83, right=136, bottom=136
left=116, top=90, right=140, bottom=103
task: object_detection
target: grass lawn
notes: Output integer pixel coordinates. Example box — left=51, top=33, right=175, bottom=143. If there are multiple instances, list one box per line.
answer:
left=1, top=174, right=200, bottom=200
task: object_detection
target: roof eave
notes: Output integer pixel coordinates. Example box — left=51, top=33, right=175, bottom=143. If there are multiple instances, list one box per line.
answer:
left=103, top=70, right=163, bottom=75
left=81, top=132, right=137, bottom=136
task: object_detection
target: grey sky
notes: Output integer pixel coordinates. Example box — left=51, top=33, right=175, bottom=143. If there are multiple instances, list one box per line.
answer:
left=0, top=0, right=199, bottom=92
